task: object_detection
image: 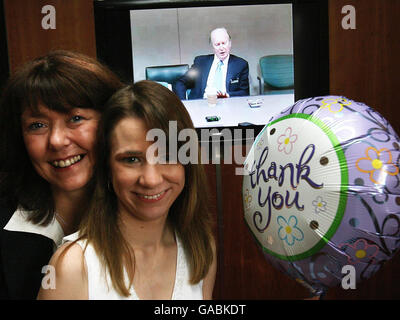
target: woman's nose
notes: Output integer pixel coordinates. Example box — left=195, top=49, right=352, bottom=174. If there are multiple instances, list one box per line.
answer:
left=139, top=164, right=164, bottom=188
left=48, top=124, right=71, bottom=150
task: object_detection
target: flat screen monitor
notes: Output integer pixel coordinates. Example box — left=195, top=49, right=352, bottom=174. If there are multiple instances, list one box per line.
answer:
left=94, top=0, right=329, bottom=130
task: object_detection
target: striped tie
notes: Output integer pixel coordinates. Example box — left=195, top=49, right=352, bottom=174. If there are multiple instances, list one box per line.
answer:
left=214, top=60, right=223, bottom=92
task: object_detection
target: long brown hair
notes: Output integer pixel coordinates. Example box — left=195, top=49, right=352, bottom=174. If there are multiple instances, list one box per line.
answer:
left=79, top=81, right=214, bottom=297
left=0, top=50, right=123, bottom=224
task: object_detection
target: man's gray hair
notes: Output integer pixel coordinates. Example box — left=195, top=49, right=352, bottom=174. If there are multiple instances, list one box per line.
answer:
left=209, top=27, right=231, bottom=44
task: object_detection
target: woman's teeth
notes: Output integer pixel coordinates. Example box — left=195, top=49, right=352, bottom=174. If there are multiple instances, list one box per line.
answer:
left=139, top=191, right=165, bottom=200
left=52, top=155, right=82, bottom=168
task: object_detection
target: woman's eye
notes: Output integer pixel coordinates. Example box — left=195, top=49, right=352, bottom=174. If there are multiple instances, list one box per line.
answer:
left=27, top=122, right=46, bottom=131
left=123, top=157, right=140, bottom=164
left=70, top=115, right=84, bottom=123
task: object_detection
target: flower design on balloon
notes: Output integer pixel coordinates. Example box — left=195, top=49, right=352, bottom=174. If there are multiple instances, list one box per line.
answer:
left=355, top=147, right=399, bottom=185
left=243, top=188, right=252, bottom=210
left=339, top=239, right=379, bottom=265
left=256, top=138, right=265, bottom=150
left=320, top=97, right=351, bottom=113
left=312, top=196, right=327, bottom=214
left=277, top=215, right=304, bottom=246
left=277, top=127, right=298, bottom=154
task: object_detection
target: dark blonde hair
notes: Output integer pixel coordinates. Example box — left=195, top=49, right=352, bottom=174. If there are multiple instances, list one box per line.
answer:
left=79, top=81, right=214, bottom=297
left=0, top=50, right=123, bottom=224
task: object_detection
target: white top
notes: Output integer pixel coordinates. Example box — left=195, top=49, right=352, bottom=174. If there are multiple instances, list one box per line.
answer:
left=4, top=207, right=65, bottom=249
left=204, top=55, right=229, bottom=98
left=62, top=232, right=203, bottom=300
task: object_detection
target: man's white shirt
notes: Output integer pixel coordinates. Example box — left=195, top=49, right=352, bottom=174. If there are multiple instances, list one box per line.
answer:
left=203, top=55, right=230, bottom=98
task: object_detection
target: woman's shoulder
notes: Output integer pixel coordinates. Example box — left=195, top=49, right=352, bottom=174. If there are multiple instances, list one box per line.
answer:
left=37, top=240, right=88, bottom=299
left=51, top=239, right=85, bottom=266
left=48, top=239, right=87, bottom=288
left=56, top=232, right=88, bottom=267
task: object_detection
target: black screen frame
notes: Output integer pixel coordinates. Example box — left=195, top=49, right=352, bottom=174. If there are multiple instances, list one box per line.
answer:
left=94, top=0, right=329, bottom=102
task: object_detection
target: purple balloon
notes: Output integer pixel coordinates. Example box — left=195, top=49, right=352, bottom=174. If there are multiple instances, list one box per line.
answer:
left=242, top=96, right=400, bottom=296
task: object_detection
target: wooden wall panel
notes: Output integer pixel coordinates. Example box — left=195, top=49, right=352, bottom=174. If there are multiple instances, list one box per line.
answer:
left=329, top=0, right=400, bottom=134
left=4, top=0, right=96, bottom=73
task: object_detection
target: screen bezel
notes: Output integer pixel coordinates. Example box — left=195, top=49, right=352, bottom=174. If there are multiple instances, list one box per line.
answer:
left=94, top=0, right=328, bottom=137
left=94, top=0, right=329, bottom=101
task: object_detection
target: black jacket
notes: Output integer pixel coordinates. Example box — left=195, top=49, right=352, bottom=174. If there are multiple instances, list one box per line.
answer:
left=0, top=203, right=55, bottom=300
left=174, top=54, right=250, bottom=100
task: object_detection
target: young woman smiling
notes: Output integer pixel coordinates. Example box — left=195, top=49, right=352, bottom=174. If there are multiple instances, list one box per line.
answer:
left=38, top=81, right=216, bottom=300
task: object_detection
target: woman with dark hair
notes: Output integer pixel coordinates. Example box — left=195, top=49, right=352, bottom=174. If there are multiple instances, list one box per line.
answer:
left=0, top=50, right=123, bottom=299
left=38, top=81, right=217, bottom=299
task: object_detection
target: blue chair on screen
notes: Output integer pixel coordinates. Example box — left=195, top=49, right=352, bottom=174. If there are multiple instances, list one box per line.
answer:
left=145, top=64, right=189, bottom=95
left=257, top=55, right=294, bottom=95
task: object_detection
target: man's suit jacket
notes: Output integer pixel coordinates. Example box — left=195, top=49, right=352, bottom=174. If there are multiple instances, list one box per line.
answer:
left=0, top=202, right=55, bottom=300
left=174, top=54, right=249, bottom=100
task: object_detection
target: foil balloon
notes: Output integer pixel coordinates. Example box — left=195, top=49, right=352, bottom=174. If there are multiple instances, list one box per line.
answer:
left=242, top=96, right=400, bottom=296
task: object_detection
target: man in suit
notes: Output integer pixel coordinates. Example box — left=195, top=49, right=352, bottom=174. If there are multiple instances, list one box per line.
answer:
left=174, top=27, right=249, bottom=100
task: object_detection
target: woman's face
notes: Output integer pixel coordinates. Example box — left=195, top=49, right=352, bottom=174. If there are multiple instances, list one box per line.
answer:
left=109, top=117, right=185, bottom=222
left=21, top=104, right=100, bottom=194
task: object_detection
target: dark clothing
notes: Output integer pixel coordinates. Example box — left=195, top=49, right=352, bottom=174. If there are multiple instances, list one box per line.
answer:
left=174, top=54, right=249, bottom=100
left=0, top=203, right=55, bottom=300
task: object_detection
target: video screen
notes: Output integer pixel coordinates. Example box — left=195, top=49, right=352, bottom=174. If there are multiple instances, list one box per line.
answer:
left=129, top=4, right=295, bottom=128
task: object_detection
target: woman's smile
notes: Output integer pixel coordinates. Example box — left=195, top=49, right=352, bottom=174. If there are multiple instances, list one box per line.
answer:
left=134, top=189, right=169, bottom=202
left=50, top=154, right=85, bottom=169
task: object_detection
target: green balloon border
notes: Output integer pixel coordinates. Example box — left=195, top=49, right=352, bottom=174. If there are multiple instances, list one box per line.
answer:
left=244, top=113, right=349, bottom=261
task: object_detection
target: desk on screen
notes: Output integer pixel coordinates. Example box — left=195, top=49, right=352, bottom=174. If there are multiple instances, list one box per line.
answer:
left=182, top=94, right=295, bottom=129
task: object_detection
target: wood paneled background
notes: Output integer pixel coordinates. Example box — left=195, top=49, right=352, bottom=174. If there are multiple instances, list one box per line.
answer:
left=3, top=0, right=96, bottom=73
left=329, top=0, right=400, bottom=136
left=2, top=0, right=400, bottom=299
